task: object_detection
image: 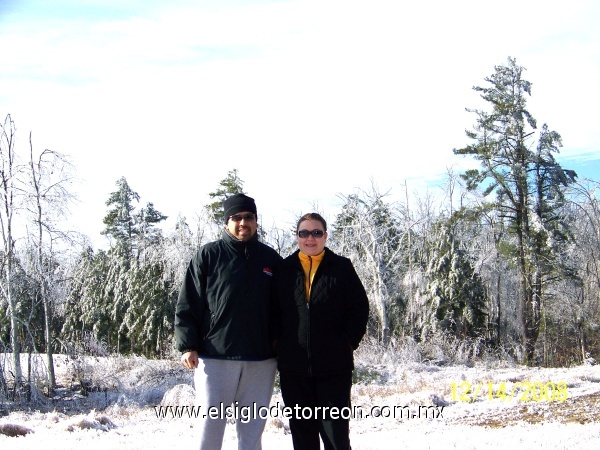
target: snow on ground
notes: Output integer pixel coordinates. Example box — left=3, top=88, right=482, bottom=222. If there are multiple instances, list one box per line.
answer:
left=1, top=354, right=600, bottom=449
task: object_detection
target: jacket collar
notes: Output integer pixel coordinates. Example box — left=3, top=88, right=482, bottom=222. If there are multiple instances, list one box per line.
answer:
left=222, top=228, right=259, bottom=251
left=284, top=247, right=334, bottom=267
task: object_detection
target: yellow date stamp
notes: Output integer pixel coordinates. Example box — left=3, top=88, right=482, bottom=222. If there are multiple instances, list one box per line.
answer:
left=451, top=381, right=569, bottom=403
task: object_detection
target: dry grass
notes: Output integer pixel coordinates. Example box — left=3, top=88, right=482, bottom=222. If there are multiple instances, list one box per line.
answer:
left=0, top=423, right=34, bottom=437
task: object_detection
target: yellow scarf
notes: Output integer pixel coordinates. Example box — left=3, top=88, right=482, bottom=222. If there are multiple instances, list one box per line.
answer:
left=298, top=250, right=325, bottom=302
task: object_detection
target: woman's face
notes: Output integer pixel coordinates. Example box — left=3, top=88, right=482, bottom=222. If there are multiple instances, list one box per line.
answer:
left=296, top=219, right=327, bottom=256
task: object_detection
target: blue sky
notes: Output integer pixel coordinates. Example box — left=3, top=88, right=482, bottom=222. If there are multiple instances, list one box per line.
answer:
left=1, top=0, right=599, bottom=246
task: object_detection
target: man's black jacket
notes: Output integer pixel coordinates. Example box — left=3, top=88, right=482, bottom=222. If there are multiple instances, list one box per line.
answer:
left=175, top=230, right=282, bottom=360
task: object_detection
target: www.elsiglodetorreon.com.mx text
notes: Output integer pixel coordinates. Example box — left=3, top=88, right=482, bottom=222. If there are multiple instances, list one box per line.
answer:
left=154, top=402, right=445, bottom=423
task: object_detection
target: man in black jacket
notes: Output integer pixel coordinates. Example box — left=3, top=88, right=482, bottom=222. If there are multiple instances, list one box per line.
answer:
left=274, top=212, right=369, bottom=450
left=175, top=194, right=282, bottom=450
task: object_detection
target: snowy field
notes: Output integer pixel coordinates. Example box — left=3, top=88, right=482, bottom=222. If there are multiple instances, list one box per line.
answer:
left=1, top=352, right=599, bottom=449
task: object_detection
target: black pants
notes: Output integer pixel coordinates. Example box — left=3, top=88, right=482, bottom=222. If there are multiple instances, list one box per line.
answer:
left=279, top=371, right=353, bottom=450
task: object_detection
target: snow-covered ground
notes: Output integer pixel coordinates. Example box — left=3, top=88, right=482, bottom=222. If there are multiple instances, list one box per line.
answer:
left=1, top=353, right=599, bottom=449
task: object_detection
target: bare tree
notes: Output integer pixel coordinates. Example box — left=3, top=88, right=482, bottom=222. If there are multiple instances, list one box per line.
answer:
left=0, top=114, right=23, bottom=385
left=262, top=224, right=295, bottom=257
left=25, top=136, right=76, bottom=390
left=562, top=179, right=600, bottom=362
left=333, top=183, right=412, bottom=345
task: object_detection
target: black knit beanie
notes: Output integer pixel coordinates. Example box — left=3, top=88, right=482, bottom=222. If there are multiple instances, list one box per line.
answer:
left=223, top=194, right=257, bottom=222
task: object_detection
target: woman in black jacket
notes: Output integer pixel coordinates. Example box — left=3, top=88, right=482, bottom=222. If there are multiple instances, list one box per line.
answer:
left=274, top=212, right=369, bottom=450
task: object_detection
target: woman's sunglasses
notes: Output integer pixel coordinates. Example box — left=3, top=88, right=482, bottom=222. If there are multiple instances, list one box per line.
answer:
left=297, top=229, right=325, bottom=239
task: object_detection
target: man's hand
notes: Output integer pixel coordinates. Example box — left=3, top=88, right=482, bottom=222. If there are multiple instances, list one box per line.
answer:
left=181, top=350, right=199, bottom=369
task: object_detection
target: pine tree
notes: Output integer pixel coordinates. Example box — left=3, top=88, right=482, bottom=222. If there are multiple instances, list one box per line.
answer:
left=88, top=178, right=169, bottom=354
left=423, top=221, right=487, bottom=339
left=206, top=169, right=245, bottom=223
left=454, top=57, right=576, bottom=363
left=102, top=177, right=140, bottom=257
left=62, top=247, right=113, bottom=353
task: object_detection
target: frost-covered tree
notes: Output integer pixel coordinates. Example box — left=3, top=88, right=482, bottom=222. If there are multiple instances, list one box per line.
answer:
left=135, top=202, right=167, bottom=253
left=455, top=199, right=514, bottom=347
left=65, top=179, right=169, bottom=355
left=421, top=221, right=487, bottom=339
left=333, top=185, right=407, bottom=345
left=550, top=180, right=600, bottom=364
left=206, top=168, right=245, bottom=224
left=454, top=57, right=577, bottom=364
left=62, top=247, right=113, bottom=353
left=0, top=116, right=77, bottom=392
left=0, top=114, right=23, bottom=384
left=122, top=246, right=175, bottom=355
left=102, top=177, right=140, bottom=258
left=24, top=141, right=75, bottom=390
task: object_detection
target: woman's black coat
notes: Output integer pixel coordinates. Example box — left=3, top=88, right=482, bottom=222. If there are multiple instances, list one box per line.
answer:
left=274, top=248, right=369, bottom=376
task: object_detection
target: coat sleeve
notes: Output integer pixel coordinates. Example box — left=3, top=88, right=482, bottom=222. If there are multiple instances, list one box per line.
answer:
left=268, top=254, right=284, bottom=350
left=269, top=277, right=281, bottom=351
left=174, top=251, right=206, bottom=353
left=342, top=259, right=370, bottom=350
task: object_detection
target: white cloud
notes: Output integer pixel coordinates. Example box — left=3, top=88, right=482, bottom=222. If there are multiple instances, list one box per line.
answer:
left=1, top=0, right=599, bottom=246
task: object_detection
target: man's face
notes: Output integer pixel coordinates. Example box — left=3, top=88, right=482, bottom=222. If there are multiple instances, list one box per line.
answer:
left=226, top=211, right=257, bottom=241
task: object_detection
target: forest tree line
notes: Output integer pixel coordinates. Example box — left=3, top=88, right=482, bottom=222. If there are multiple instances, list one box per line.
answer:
left=1, top=58, right=599, bottom=395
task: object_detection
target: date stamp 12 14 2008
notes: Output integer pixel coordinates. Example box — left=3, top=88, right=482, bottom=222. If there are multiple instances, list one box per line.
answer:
left=450, top=381, right=569, bottom=403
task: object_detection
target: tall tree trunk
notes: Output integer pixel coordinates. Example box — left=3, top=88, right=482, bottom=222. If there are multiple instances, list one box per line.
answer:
left=495, top=264, right=501, bottom=345
left=8, top=287, right=22, bottom=385
left=30, top=139, right=56, bottom=390
left=0, top=355, right=7, bottom=398
left=5, top=257, right=22, bottom=385
left=579, top=287, right=588, bottom=362
left=43, top=296, right=56, bottom=390
left=516, top=215, right=540, bottom=365
left=371, top=262, right=390, bottom=346
left=1, top=115, right=22, bottom=387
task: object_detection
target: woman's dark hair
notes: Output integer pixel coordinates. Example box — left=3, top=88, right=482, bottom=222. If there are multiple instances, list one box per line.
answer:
left=296, top=212, right=327, bottom=232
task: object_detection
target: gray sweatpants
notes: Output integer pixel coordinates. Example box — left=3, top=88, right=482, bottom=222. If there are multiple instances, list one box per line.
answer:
left=194, top=358, right=277, bottom=450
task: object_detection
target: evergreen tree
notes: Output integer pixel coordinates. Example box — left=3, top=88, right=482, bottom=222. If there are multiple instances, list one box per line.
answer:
left=102, top=177, right=140, bottom=257
left=69, top=178, right=170, bottom=355
left=206, top=169, right=245, bottom=223
left=423, top=221, right=487, bottom=339
left=122, top=249, right=174, bottom=355
left=136, top=202, right=168, bottom=252
left=62, top=247, right=113, bottom=353
left=454, top=57, right=576, bottom=363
